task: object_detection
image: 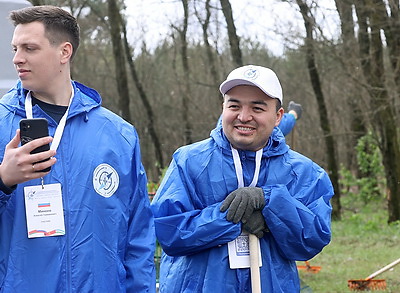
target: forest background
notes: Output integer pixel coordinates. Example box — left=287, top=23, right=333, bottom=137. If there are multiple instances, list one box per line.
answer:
left=22, top=0, right=400, bottom=225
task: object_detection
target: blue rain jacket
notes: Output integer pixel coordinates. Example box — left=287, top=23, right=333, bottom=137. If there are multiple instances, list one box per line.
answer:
left=151, top=124, right=333, bottom=292
left=278, top=113, right=296, bottom=137
left=0, top=81, right=156, bottom=292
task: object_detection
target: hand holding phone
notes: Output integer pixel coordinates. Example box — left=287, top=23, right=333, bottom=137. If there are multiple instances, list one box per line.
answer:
left=20, top=118, right=52, bottom=172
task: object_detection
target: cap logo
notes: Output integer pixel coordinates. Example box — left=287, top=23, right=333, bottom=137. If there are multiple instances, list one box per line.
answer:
left=243, top=68, right=259, bottom=80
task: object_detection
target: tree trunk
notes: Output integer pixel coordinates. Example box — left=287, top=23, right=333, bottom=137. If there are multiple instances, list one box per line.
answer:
left=354, top=0, right=400, bottom=223
left=178, top=0, right=192, bottom=145
left=382, top=0, right=400, bottom=90
left=107, top=0, right=131, bottom=122
left=296, top=0, right=342, bottom=220
left=334, top=0, right=367, bottom=171
left=219, top=0, right=242, bottom=67
left=120, top=14, right=164, bottom=174
left=195, top=0, right=223, bottom=119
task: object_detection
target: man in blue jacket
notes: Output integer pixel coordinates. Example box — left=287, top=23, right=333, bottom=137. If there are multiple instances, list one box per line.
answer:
left=0, top=5, right=155, bottom=292
left=151, top=65, right=334, bottom=292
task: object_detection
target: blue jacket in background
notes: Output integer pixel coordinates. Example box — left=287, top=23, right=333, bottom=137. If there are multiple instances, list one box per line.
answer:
left=278, top=113, right=296, bottom=136
left=0, top=81, right=156, bottom=292
left=151, top=124, right=333, bottom=292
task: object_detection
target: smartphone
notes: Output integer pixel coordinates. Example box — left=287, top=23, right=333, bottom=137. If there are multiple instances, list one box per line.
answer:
left=20, top=118, right=51, bottom=172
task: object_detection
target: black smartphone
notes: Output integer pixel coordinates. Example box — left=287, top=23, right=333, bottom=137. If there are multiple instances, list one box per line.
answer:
left=20, top=118, right=51, bottom=172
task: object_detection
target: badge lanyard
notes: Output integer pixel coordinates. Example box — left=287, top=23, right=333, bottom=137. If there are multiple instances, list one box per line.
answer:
left=231, top=146, right=263, bottom=188
left=23, top=90, right=73, bottom=238
left=25, top=89, right=73, bottom=187
left=25, top=89, right=73, bottom=152
left=228, top=146, right=263, bottom=269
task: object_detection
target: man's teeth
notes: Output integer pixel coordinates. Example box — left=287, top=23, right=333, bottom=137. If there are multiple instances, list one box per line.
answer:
left=237, top=127, right=253, bottom=131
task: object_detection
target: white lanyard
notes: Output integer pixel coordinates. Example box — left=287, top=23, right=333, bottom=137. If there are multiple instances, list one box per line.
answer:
left=231, top=146, right=263, bottom=188
left=25, top=89, right=73, bottom=152
left=228, top=146, right=263, bottom=270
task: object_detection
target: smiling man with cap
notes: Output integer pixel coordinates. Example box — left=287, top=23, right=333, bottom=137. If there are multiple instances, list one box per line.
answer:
left=219, top=65, right=284, bottom=152
left=151, top=65, right=334, bottom=292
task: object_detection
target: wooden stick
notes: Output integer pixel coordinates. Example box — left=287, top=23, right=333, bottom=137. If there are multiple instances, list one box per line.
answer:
left=249, top=234, right=261, bottom=293
left=366, top=257, right=400, bottom=280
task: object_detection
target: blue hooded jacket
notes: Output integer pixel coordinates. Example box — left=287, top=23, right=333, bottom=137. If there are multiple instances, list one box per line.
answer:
left=151, top=124, right=333, bottom=292
left=0, top=81, right=156, bottom=292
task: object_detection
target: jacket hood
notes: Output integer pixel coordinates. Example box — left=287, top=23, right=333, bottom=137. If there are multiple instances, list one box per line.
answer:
left=210, top=122, right=289, bottom=158
left=0, top=80, right=101, bottom=120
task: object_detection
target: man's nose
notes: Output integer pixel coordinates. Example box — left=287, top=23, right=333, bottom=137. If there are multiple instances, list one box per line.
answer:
left=13, top=49, right=24, bottom=65
left=237, top=108, right=253, bottom=122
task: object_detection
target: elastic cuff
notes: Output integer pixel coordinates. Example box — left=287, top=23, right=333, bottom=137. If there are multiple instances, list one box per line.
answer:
left=0, top=176, right=17, bottom=195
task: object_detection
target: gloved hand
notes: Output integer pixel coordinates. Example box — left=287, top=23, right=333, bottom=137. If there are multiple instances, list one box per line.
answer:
left=220, top=187, right=265, bottom=224
left=242, top=210, right=269, bottom=238
left=288, top=101, right=303, bottom=120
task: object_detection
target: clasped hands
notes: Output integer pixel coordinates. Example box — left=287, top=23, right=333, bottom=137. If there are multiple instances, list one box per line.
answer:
left=220, top=187, right=268, bottom=238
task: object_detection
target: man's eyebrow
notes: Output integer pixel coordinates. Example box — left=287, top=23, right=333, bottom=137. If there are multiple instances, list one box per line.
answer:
left=226, top=98, right=268, bottom=106
left=226, top=98, right=240, bottom=103
left=11, top=42, right=37, bottom=47
left=252, top=100, right=268, bottom=106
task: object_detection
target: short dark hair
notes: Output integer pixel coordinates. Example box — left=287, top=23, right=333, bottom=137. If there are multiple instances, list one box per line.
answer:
left=276, top=99, right=282, bottom=112
left=9, top=5, right=80, bottom=61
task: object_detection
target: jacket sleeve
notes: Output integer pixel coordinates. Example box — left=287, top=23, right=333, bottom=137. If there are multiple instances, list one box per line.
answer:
left=0, top=109, right=19, bottom=213
left=278, top=113, right=296, bottom=136
left=0, top=191, right=12, bottom=214
left=263, top=162, right=333, bottom=261
left=124, top=142, right=156, bottom=293
left=0, top=125, right=17, bottom=212
left=150, top=159, right=241, bottom=257
left=0, top=161, right=16, bottom=214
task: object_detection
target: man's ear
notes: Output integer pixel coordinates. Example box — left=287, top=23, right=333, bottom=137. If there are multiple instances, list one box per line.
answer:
left=60, top=42, right=73, bottom=64
left=275, top=107, right=284, bottom=127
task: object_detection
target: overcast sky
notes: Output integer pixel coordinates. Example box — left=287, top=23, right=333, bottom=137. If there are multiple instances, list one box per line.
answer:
left=125, top=0, right=340, bottom=56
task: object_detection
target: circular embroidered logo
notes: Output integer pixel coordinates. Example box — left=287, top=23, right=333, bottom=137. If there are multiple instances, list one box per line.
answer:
left=93, top=163, right=119, bottom=198
left=243, top=68, right=259, bottom=80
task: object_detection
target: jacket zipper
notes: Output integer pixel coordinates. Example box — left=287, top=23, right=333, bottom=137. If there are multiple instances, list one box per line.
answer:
left=59, top=129, right=71, bottom=293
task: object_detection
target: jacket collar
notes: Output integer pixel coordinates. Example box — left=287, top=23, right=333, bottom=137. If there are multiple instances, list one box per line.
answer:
left=0, top=80, right=101, bottom=120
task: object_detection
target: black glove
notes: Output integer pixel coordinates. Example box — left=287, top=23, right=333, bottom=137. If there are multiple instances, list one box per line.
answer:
left=288, top=101, right=303, bottom=120
left=242, top=210, right=269, bottom=238
left=220, top=187, right=265, bottom=224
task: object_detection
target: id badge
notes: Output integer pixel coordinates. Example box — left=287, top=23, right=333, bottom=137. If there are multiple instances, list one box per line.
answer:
left=24, top=183, right=65, bottom=238
left=227, top=232, right=262, bottom=269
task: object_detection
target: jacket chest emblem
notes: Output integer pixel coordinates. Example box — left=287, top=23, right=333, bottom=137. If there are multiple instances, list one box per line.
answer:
left=92, top=163, right=119, bottom=198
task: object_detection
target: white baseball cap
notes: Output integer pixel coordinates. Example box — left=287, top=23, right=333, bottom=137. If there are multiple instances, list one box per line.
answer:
left=219, top=65, right=283, bottom=104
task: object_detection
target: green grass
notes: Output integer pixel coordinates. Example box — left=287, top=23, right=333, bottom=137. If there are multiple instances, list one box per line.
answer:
left=298, top=202, right=400, bottom=292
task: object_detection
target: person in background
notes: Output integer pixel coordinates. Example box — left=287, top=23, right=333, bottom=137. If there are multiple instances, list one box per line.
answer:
left=0, top=5, right=155, bottom=292
left=279, top=100, right=302, bottom=136
left=151, top=65, right=333, bottom=292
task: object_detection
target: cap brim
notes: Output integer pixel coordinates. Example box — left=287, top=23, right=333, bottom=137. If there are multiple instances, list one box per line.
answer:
left=220, top=79, right=258, bottom=95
